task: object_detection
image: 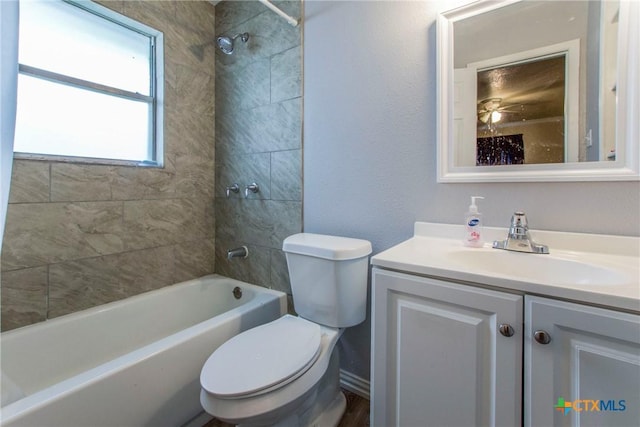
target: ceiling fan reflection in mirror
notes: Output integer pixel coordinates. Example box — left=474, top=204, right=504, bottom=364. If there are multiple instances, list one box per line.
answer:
left=477, top=97, right=521, bottom=130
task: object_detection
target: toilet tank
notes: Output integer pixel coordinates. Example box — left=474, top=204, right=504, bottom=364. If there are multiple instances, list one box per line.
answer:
left=283, top=233, right=372, bottom=328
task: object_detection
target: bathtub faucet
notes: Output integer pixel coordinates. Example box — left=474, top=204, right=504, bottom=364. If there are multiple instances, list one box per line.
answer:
left=227, top=246, right=249, bottom=260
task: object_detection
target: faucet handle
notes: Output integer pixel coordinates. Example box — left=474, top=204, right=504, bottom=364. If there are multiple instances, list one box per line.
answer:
left=226, top=183, right=240, bottom=198
left=245, top=182, right=259, bottom=198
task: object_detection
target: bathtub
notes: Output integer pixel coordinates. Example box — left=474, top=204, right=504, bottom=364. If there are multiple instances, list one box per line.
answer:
left=0, top=274, right=287, bottom=427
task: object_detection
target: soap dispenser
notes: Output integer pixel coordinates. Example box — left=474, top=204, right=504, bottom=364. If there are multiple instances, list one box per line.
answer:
left=464, top=196, right=484, bottom=247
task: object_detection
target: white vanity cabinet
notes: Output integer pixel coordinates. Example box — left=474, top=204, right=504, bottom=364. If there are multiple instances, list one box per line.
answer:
left=525, top=296, right=640, bottom=427
left=371, top=268, right=640, bottom=427
left=371, top=268, right=523, bottom=427
left=370, top=222, right=639, bottom=426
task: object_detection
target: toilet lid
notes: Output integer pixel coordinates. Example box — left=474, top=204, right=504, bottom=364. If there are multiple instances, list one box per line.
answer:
left=201, top=315, right=322, bottom=398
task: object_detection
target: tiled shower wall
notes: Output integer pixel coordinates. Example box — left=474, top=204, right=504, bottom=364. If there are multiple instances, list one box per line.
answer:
left=213, top=1, right=302, bottom=297
left=1, top=0, right=217, bottom=331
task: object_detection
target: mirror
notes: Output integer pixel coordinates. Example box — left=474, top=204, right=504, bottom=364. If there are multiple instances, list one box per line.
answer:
left=437, top=0, right=639, bottom=182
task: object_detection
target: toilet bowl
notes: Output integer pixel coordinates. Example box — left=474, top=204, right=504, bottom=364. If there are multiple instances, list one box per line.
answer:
left=200, top=315, right=345, bottom=426
left=200, top=233, right=372, bottom=426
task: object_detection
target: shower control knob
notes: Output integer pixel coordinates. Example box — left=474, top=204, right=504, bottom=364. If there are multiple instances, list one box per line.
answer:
left=499, top=324, right=515, bottom=337
left=534, top=330, right=552, bottom=345
left=245, top=183, right=259, bottom=198
left=226, top=183, right=240, bottom=198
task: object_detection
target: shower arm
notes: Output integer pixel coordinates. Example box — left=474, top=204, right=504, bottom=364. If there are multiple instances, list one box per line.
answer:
left=259, top=0, right=299, bottom=27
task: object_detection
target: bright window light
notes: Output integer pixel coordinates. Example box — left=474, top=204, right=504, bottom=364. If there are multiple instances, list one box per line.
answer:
left=14, top=0, right=163, bottom=165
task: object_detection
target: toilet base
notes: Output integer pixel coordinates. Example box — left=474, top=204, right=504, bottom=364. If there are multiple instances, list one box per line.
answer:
left=308, top=390, right=346, bottom=427
left=232, top=350, right=344, bottom=427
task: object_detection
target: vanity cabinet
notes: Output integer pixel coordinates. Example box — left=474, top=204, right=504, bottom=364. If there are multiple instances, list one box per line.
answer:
left=525, top=296, right=640, bottom=427
left=370, top=268, right=523, bottom=427
left=371, top=268, right=640, bottom=427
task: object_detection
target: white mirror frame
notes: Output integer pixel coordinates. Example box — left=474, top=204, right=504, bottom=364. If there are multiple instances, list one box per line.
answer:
left=437, top=0, right=640, bottom=183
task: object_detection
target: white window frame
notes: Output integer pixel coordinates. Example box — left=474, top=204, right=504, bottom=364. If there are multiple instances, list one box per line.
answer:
left=14, top=0, right=164, bottom=167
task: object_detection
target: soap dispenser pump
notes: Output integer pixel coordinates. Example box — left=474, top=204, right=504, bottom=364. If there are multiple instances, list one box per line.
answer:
left=464, top=196, right=484, bottom=247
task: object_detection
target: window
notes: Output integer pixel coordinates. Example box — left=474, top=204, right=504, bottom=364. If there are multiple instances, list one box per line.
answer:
left=14, top=0, right=163, bottom=166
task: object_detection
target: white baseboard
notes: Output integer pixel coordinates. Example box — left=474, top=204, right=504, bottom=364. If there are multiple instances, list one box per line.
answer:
left=339, top=369, right=370, bottom=400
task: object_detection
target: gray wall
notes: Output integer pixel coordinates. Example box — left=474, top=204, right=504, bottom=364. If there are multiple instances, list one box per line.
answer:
left=213, top=1, right=302, bottom=301
left=303, top=0, right=640, bottom=382
left=1, top=0, right=217, bottom=331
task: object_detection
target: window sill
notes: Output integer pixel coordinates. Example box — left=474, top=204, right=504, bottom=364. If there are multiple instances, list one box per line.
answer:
left=13, top=152, right=163, bottom=168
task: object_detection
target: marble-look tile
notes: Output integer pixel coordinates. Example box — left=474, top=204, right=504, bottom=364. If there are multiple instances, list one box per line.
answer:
left=48, top=255, right=123, bottom=317
left=215, top=0, right=265, bottom=34
left=216, top=152, right=270, bottom=199
left=216, top=199, right=301, bottom=249
left=123, top=198, right=213, bottom=251
left=242, top=98, right=301, bottom=153
left=111, top=246, right=176, bottom=293
left=51, top=163, right=113, bottom=201
left=1, top=202, right=125, bottom=271
left=51, top=163, right=180, bottom=202
left=173, top=238, right=216, bottom=283
left=122, top=0, right=175, bottom=32
left=8, top=160, right=49, bottom=203
left=165, top=22, right=216, bottom=72
left=241, top=11, right=300, bottom=62
left=270, top=248, right=292, bottom=295
left=173, top=64, right=215, bottom=116
left=0, top=267, right=48, bottom=331
left=174, top=154, right=215, bottom=198
left=214, top=239, right=271, bottom=287
left=271, top=46, right=302, bottom=103
left=216, top=58, right=270, bottom=115
left=164, top=58, right=179, bottom=115
left=110, top=166, right=177, bottom=200
left=93, top=0, right=124, bottom=14
left=217, top=97, right=301, bottom=157
left=48, top=246, right=175, bottom=318
left=175, top=1, right=216, bottom=35
left=271, top=149, right=301, bottom=201
left=214, top=114, right=242, bottom=159
left=273, top=1, right=302, bottom=18
left=165, top=109, right=215, bottom=160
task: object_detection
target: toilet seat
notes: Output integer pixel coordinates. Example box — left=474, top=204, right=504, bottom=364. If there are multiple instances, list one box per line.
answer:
left=200, top=315, right=321, bottom=398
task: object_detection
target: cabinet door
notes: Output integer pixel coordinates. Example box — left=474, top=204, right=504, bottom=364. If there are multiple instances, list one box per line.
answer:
left=371, top=268, right=523, bottom=427
left=525, top=296, right=640, bottom=427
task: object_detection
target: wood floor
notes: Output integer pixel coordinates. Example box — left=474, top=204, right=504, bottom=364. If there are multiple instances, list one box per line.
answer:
left=338, top=390, right=370, bottom=427
left=202, top=389, right=370, bottom=427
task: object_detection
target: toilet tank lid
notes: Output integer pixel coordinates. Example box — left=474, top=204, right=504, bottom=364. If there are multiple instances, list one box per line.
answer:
left=283, top=233, right=372, bottom=260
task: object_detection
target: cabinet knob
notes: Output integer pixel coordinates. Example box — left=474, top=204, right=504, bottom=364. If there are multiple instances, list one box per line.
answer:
left=534, top=330, right=552, bottom=345
left=499, top=324, right=515, bottom=337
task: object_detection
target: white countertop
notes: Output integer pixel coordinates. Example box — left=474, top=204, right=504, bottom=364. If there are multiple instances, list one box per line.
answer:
left=371, top=222, right=640, bottom=313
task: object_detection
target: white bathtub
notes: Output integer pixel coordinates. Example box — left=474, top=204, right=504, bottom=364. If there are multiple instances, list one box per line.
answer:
left=0, top=274, right=287, bottom=427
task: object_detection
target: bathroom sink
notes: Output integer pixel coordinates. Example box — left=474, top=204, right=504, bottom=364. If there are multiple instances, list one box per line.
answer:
left=445, top=249, right=630, bottom=286
left=371, top=222, right=640, bottom=311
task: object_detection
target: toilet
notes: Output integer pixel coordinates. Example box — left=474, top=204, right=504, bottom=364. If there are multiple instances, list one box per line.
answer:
left=200, top=233, right=372, bottom=426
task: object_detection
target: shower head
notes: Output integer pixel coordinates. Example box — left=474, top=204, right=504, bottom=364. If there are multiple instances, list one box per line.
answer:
left=216, top=32, right=250, bottom=55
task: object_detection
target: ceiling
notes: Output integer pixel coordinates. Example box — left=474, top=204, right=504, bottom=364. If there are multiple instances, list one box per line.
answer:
left=477, top=55, right=566, bottom=122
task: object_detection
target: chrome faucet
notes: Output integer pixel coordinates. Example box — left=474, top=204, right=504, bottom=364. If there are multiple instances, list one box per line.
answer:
left=493, top=212, right=549, bottom=254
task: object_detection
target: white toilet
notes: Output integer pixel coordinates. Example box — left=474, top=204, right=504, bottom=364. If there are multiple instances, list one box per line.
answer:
left=200, top=233, right=372, bottom=426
